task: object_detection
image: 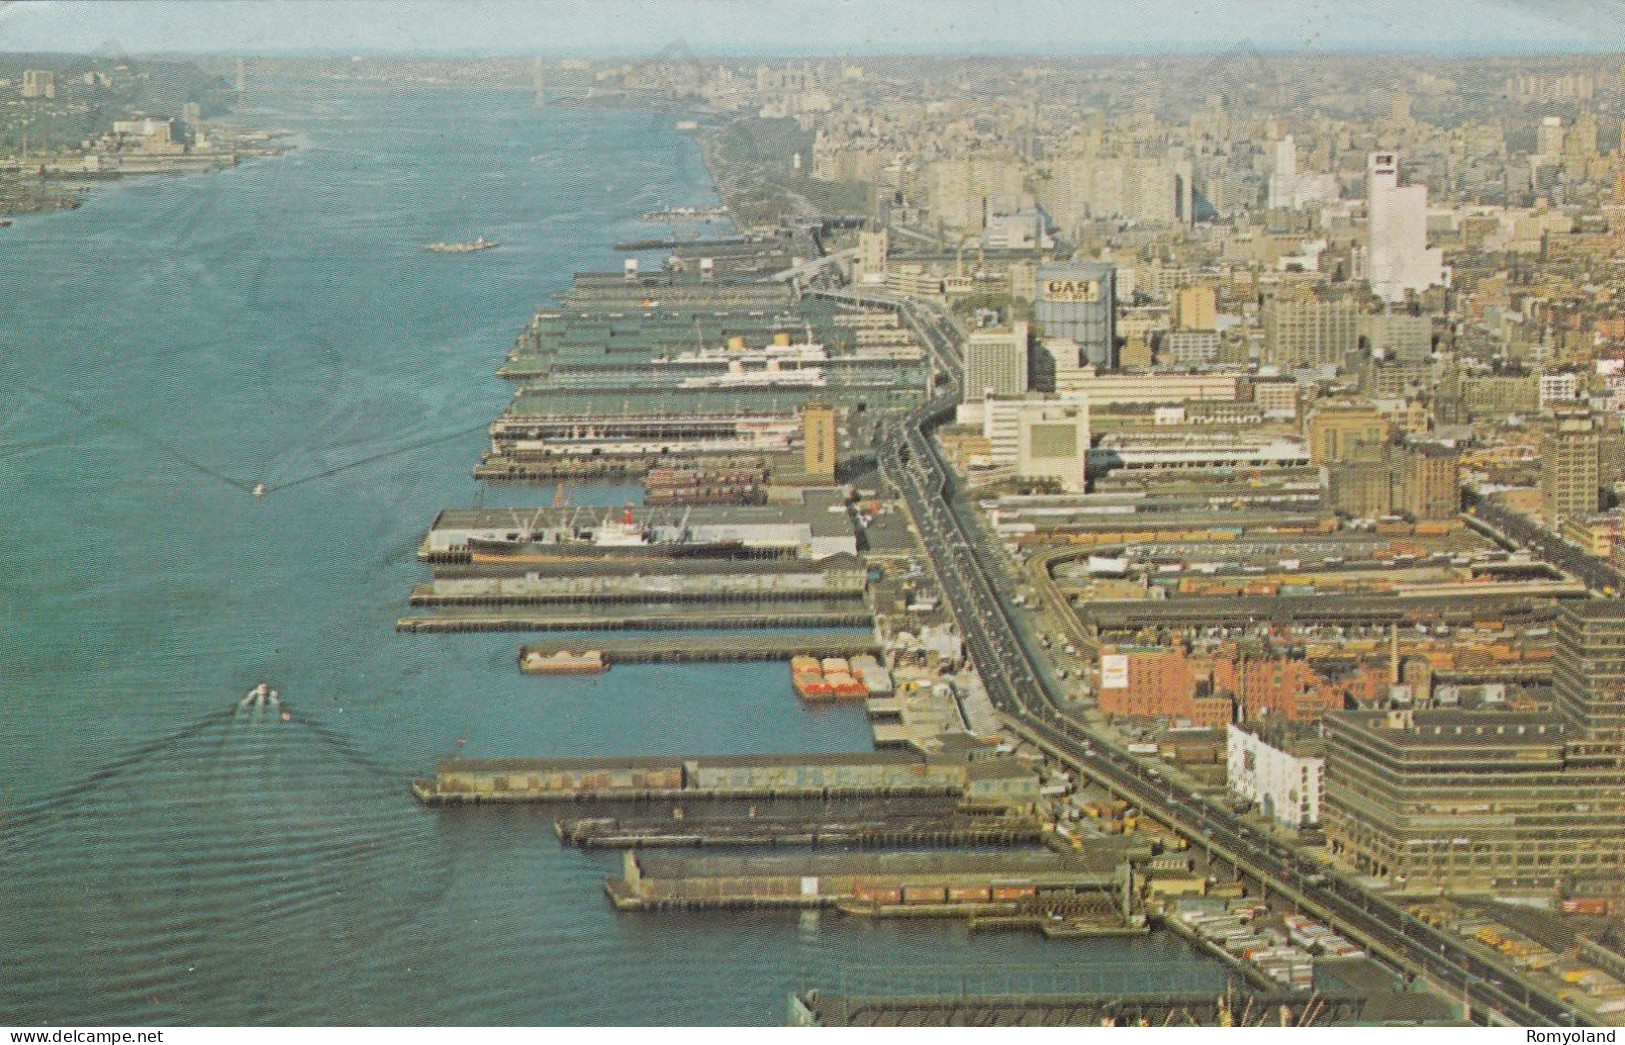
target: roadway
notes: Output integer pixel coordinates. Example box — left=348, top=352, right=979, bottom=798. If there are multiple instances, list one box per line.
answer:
left=1467, top=494, right=1625, bottom=596
left=872, top=298, right=1582, bottom=1028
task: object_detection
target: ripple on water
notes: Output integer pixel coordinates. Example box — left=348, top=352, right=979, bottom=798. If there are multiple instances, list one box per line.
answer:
left=0, top=706, right=450, bottom=1024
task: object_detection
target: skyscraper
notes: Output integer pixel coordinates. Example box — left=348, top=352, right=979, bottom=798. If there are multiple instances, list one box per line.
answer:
left=1268, top=135, right=1297, bottom=209
left=1365, top=153, right=1448, bottom=304
left=1541, top=410, right=1599, bottom=524
left=962, top=322, right=1030, bottom=403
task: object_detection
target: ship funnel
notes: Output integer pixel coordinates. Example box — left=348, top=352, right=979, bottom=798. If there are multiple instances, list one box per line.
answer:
left=624, top=258, right=639, bottom=280
left=727, top=335, right=745, bottom=351
left=773, top=331, right=791, bottom=347
left=623, top=503, right=635, bottom=526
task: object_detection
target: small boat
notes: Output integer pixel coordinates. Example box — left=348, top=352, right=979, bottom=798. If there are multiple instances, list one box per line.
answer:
left=0, top=218, right=12, bottom=228
left=238, top=682, right=281, bottom=709
left=425, top=236, right=499, bottom=254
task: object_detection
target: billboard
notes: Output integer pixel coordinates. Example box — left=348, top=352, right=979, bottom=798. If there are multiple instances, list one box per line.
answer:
left=1042, top=277, right=1101, bottom=303
left=1101, top=654, right=1129, bottom=690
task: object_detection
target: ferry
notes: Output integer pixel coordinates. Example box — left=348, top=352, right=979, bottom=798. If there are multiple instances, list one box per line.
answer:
left=425, top=236, right=499, bottom=254
left=238, top=682, right=280, bottom=709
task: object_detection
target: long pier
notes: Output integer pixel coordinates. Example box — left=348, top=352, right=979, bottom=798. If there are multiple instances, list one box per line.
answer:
left=517, top=631, right=879, bottom=664
left=396, top=605, right=873, bottom=633
left=788, top=988, right=1366, bottom=1028
left=555, top=812, right=1041, bottom=849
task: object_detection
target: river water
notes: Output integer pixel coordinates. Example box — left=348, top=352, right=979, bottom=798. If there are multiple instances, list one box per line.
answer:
left=0, top=83, right=1227, bottom=1025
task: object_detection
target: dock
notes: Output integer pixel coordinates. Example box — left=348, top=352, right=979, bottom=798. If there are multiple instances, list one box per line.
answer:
left=555, top=811, right=1042, bottom=849
left=605, top=849, right=1137, bottom=914
left=517, top=631, right=879, bottom=665
left=788, top=987, right=1367, bottom=1028
left=411, top=750, right=1041, bottom=806
left=396, top=602, right=872, bottom=633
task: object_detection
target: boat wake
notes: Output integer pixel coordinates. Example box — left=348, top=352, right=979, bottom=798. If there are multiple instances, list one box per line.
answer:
left=0, top=696, right=454, bottom=1024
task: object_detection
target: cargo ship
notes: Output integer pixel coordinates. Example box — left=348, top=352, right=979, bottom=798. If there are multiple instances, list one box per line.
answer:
left=520, top=649, right=608, bottom=675
left=426, top=236, right=498, bottom=254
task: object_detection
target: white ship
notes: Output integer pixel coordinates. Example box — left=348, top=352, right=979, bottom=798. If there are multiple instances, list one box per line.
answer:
left=426, top=236, right=499, bottom=254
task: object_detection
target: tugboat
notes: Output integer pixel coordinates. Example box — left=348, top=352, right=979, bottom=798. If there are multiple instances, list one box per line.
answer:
left=425, top=236, right=499, bottom=254
left=238, top=682, right=281, bottom=709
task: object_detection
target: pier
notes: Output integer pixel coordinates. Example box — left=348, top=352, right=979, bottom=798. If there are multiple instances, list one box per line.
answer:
left=555, top=811, right=1042, bottom=849
left=516, top=631, right=879, bottom=665
left=788, top=987, right=1367, bottom=1028
left=396, top=602, right=872, bottom=633
left=411, top=750, right=1040, bottom=806
left=605, top=849, right=1136, bottom=914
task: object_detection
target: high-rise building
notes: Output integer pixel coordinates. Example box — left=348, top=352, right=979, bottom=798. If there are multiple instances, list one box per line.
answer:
left=1554, top=601, right=1625, bottom=749
left=1322, top=707, right=1622, bottom=888
left=1541, top=410, right=1599, bottom=524
left=925, top=156, right=1024, bottom=231
left=1036, top=264, right=1115, bottom=368
left=801, top=403, right=837, bottom=483
left=1326, top=597, right=1625, bottom=889
left=1305, top=402, right=1389, bottom=465
left=1264, top=298, right=1359, bottom=368
left=1365, top=152, right=1449, bottom=304
left=1537, top=115, right=1566, bottom=162
left=852, top=229, right=887, bottom=285
left=1398, top=442, right=1460, bottom=522
left=1174, top=285, right=1217, bottom=332
left=1361, top=311, right=1432, bottom=362
left=962, top=322, right=1029, bottom=403
left=1268, top=135, right=1298, bottom=210
left=21, top=70, right=55, bottom=100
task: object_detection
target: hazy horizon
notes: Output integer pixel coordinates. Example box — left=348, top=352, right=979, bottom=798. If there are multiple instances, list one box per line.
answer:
left=1, top=0, right=1623, bottom=59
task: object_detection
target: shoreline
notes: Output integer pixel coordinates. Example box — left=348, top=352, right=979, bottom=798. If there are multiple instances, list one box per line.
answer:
left=0, top=127, right=292, bottom=219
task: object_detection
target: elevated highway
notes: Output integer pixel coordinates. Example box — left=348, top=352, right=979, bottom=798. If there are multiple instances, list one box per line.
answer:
left=877, top=300, right=1583, bottom=1029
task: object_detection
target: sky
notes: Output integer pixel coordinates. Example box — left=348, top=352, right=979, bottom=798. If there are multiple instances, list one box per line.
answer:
left=0, top=0, right=1623, bottom=57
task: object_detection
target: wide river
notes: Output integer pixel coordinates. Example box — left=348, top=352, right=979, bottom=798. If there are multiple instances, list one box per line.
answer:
left=0, top=83, right=1227, bottom=1024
